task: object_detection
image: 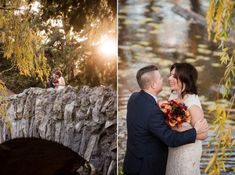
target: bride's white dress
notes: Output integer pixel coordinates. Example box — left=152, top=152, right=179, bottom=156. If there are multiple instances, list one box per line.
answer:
left=165, top=92, right=202, bottom=175
left=55, top=77, right=65, bottom=90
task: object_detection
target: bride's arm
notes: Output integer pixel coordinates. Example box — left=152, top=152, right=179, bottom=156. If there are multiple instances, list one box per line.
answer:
left=190, top=106, right=208, bottom=140
left=58, top=77, right=65, bottom=86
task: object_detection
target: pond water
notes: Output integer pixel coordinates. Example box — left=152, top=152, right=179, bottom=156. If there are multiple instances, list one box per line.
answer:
left=118, top=0, right=235, bottom=174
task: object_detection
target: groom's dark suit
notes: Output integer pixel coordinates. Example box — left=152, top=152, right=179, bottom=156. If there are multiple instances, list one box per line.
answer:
left=123, top=90, right=196, bottom=175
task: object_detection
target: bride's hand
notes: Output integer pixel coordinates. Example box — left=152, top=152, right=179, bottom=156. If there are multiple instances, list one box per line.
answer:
left=194, top=118, right=208, bottom=135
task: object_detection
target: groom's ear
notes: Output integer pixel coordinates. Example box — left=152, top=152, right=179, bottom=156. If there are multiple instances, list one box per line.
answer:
left=150, top=81, right=157, bottom=89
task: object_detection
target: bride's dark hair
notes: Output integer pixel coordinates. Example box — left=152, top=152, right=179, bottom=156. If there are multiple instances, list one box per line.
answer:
left=170, top=63, right=198, bottom=98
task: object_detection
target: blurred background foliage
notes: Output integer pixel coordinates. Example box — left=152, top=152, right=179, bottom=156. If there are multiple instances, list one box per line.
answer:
left=0, top=0, right=117, bottom=94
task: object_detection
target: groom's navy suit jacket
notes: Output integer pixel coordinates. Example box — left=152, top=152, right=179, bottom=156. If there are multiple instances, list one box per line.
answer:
left=123, top=90, right=196, bottom=175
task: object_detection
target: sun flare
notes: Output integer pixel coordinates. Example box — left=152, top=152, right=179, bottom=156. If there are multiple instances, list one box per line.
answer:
left=98, top=36, right=117, bottom=57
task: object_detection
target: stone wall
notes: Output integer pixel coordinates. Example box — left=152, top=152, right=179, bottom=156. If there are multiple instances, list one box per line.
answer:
left=0, top=86, right=117, bottom=175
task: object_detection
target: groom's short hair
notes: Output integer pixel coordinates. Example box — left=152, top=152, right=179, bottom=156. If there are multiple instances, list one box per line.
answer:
left=136, top=65, right=158, bottom=89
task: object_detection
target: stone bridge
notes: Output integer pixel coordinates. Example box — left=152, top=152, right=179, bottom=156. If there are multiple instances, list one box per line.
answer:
left=0, top=86, right=116, bottom=175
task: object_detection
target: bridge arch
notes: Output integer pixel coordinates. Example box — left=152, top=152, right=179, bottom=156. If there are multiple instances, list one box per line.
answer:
left=0, top=86, right=116, bottom=175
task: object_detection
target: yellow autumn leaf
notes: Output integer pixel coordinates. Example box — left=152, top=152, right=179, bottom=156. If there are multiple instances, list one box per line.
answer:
left=205, top=153, right=217, bottom=173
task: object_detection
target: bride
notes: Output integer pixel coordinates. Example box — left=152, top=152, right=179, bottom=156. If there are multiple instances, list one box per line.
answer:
left=53, top=70, right=65, bottom=90
left=165, top=63, right=208, bottom=175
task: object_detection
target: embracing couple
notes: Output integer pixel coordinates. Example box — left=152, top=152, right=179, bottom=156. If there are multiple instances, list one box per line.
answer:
left=123, top=63, right=209, bottom=175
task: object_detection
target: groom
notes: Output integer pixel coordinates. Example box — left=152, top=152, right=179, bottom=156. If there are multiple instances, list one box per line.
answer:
left=123, top=65, right=208, bottom=175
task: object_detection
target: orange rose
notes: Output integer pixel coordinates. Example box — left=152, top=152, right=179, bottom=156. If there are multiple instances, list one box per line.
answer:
left=177, top=116, right=182, bottom=122
left=185, top=110, right=190, bottom=117
left=165, top=105, right=172, bottom=111
left=169, top=119, right=177, bottom=127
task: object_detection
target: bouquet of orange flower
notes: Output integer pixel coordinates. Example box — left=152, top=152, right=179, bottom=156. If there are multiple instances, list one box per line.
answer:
left=160, top=100, right=191, bottom=128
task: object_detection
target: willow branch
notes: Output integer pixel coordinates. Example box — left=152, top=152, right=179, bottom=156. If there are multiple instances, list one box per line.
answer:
left=227, top=94, right=235, bottom=117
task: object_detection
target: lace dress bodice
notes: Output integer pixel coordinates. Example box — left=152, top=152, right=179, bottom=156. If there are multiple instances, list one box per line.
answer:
left=168, top=92, right=202, bottom=110
left=165, top=92, right=203, bottom=175
left=55, top=77, right=65, bottom=90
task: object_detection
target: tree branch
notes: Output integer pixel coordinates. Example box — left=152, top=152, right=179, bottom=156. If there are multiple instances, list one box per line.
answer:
left=0, top=66, right=15, bottom=76
left=0, top=6, right=22, bottom=11
left=172, top=4, right=206, bottom=27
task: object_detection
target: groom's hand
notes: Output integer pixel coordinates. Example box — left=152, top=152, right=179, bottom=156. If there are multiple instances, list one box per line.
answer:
left=194, top=118, right=208, bottom=135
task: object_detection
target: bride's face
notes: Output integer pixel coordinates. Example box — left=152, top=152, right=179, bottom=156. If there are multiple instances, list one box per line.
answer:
left=168, top=68, right=183, bottom=92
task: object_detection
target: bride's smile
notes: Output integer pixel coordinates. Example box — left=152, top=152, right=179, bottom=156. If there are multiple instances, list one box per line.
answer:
left=168, top=68, right=183, bottom=93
